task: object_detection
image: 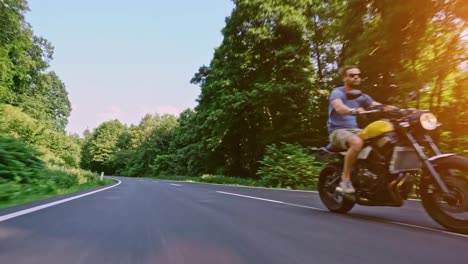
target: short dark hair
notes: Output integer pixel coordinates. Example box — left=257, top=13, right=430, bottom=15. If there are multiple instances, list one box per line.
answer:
left=341, top=65, right=360, bottom=77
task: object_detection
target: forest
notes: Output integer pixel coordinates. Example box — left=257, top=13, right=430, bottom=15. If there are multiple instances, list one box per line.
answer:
left=1, top=0, right=467, bottom=197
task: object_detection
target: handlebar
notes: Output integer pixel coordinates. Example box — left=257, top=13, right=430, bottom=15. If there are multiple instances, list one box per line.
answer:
left=352, top=107, right=427, bottom=118
left=356, top=109, right=381, bottom=115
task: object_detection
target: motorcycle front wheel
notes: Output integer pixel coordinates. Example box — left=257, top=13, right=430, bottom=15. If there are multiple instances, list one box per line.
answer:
left=421, top=155, right=468, bottom=234
left=318, top=164, right=355, bottom=213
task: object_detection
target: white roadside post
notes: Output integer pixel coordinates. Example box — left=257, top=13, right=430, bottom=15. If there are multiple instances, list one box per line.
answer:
left=100, top=172, right=104, bottom=181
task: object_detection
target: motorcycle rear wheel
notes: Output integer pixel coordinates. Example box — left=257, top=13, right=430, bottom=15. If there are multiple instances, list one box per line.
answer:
left=318, top=165, right=355, bottom=213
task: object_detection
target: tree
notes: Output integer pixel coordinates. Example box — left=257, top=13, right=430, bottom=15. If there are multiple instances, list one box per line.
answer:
left=81, top=0, right=468, bottom=179
left=81, top=120, right=126, bottom=174
left=113, top=114, right=178, bottom=177
left=0, top=0, right=29, bottom=103
left=341, top=0, right=467, bottom=150
left=18, top=71, right=71, bottom=131
left=189, top=0, right=319, bottom=177
left=1, top=0, right=71, bottom=132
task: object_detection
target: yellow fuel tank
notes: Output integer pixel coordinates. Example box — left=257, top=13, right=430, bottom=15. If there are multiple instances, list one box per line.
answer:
left=358, top=120, right=395, bottom=139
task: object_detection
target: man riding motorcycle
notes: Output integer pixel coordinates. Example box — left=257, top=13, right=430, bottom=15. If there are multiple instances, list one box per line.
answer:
left=328, top=65, right=385, bottom=194
left=317, top=65, right=468, bottom=234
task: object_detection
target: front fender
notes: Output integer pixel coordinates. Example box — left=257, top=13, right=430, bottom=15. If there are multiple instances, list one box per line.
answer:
left=429, top=155, right=468, bottom=172
left=428, top=154, right=456, bottom=163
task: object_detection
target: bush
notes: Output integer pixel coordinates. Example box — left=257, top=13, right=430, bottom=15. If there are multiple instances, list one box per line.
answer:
left=45, top=166, right=100, bottom=188
left=0, top=180, right=23, bottom=201
left=150, top=174, right=259, bottom=186
left=258, top=143, right=321, bottom=189
left=0, top=104, right=82, bottom=168
left=46, top=169, right=79, bottom=189
left=0, top=134, right=50, bottom=201
left=199, top=174, right=258, bottom=186
left=0, top=133, right=45, bottom=183
left=151, top=154, right=178, bottom=176
left=0, top=133, right=102, bottom=203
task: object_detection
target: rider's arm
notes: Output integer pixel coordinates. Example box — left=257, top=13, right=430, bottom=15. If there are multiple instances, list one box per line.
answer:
left=331, top=99, right=358, bottom=115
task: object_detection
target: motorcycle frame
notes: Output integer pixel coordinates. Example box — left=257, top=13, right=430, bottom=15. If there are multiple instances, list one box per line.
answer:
left=404, top=131, right=452, bottom=194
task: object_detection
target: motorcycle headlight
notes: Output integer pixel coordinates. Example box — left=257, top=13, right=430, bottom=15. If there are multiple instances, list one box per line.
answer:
left=420, top=113, right=438, bottom=130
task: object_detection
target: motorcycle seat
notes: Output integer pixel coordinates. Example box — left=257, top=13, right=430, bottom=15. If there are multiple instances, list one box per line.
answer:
left=325, top=143, right=346, bottom=152
left=312, top=143, right=345, bottom=154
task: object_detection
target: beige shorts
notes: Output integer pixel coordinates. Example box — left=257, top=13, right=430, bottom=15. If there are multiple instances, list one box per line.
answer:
left=329, top=129, right=361, bottom=150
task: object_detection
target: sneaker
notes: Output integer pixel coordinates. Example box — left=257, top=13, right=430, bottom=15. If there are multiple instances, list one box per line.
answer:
left=336, top=180, right=356, bottom=194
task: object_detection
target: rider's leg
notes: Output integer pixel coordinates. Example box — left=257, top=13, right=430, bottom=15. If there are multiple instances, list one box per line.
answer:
left=330, top=129, right=362, bottom=193
left=342, top=135, right=364, bottom=181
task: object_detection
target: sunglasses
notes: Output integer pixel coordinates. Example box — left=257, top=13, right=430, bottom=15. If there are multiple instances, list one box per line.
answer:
left=348, top=73, right=361, bottom=78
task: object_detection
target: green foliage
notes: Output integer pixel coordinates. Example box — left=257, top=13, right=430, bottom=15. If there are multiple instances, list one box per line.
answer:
left=162, top=109, right=213, bottom=176
left=258, top=143, right=321, bottom=189
left=0, top=0, right=71, bottom=132
left=130, top=115, right=178, bottom=176
left=45, top=168, right=79, bottom=189
left=183, top=0, right=324, bottom=177
left=0, top=0, right=113, bottom=207
left=0, top=181, right=22, bottom=202
left=0, top=104, right=47, bottom=145
left=17, top=71, right=71, bottom=131
left=341, top=0, right=468, bottom=152
left=198, top=174, right=258, bottom=186
left=81, top=120, right=126, bottom=174
left=0, top=104, right=81, bottom=167
left=0, top=170, right=112, bottom=209
left=110, top=114, right=178, bottom=177
left=0, top=132, right=101, bottom=204
left=43, top=167, right=103, bottom=191
left=151, top=154, right=178, bottom=176
left=81, top=0, right=467, bottom=183
left=0, top=133, right=44, bottom=184
left=150, top=174, right=259, bottom=187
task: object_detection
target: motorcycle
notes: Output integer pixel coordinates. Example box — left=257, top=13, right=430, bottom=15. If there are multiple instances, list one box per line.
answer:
left=313, top=93, right=468, bottom=234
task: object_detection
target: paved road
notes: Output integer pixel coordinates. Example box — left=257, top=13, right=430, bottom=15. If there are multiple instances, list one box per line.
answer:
left=0, top=177, right=467, bottom=264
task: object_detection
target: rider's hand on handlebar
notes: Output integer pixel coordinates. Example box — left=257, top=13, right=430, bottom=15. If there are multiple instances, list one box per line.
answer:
left=356, top=107, right=365, bottom=113
left=349, top=107, right=365, bottom=115
left=382, top=105, right=399, bottom=111
left=368, top=104, right=397, bottom=111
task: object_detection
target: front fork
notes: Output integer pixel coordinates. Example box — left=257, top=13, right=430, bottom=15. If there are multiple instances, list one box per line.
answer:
left=406, top=132, right=451, bottom=194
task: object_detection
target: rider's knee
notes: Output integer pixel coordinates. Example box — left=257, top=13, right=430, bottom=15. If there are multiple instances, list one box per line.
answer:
left=348, top=135, right=363, bottom=152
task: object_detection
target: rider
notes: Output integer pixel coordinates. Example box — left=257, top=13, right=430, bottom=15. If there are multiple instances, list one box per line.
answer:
left=327, top=66, right=382, bottom=194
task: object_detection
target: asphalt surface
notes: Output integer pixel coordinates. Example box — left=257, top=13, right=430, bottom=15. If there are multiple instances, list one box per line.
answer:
left=0, top=177, right=467, bottom=264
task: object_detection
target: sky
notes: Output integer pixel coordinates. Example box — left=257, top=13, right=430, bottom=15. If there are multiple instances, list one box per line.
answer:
left=25, top=0, right=234, bottom=135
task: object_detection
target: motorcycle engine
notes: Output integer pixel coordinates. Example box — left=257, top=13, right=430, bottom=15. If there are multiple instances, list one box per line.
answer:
left=355, top=145, right=395, bottom=201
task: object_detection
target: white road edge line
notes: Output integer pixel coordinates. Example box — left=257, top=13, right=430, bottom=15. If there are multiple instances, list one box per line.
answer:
left=216, top=191, right=468, bottom=239
left=0, top=180, right=122, bottom=223
left=170, top=183, right=182, bottom=187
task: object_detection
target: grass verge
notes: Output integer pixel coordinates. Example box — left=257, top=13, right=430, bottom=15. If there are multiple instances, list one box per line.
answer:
left=150, top=174, right=317, bottom=191
left=0, top=178, right=114, bottom=210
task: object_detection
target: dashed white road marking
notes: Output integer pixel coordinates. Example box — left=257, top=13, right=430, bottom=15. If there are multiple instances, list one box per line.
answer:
left=216, top=190, right=468, bottom=238
left=216, top=191, right=325, bottom=211
left=170, top=183, right=182, bottom=187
